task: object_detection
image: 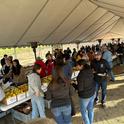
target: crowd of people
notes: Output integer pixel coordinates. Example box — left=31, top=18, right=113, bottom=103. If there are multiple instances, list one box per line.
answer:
left=0, top=55, right=27, bottom=85
left=1, top=40, right=124, bottom=124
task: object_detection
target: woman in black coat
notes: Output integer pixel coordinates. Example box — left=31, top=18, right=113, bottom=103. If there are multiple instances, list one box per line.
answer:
left=77, top=60, right=96, bottom=124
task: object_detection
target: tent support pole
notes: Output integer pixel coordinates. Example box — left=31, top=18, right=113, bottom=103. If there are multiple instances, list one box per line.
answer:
left=51, top=45, right=54, bottom=55
left=31, top=42, right=38, bottom=61
left=32, top=48, right=37, bottom=61
left=14, top=48, right=17, bottom=59
left=77, top=42, right=80, bottom=51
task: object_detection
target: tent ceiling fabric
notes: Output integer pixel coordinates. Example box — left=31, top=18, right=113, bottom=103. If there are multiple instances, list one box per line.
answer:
left=90, top=0, right=124, bottom=17
left=0, top=0, right=123, bottom=47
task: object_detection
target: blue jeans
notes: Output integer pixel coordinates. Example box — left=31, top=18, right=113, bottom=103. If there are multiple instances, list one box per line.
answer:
left=95, top=80, right=107, bottom=104
left=80, top=95, right=95, bottom=124
left=31, top=96, right=46, bottom=119
left=51, top=105, right=72, bottom=124
left=108, top=61, right=115, bottom=81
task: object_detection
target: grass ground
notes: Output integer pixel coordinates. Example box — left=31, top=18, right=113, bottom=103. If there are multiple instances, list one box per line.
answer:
left=0, top=45, right=52, bottom=66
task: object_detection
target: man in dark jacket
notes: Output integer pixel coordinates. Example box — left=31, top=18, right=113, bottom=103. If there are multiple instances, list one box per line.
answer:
left=91, top=52, right=110, bottom=107
left=117, top=43, right=124, bottom=64
left=1, top=54, right=7, bottom=67
left=77, top=60, right=96, bottom=124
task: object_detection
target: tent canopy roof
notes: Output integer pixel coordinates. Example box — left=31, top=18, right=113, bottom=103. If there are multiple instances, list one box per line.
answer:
left=0, top=0, right=123, bottom=47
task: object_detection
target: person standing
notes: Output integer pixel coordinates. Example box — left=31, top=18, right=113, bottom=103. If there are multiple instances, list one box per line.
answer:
left=28, top=64, right=46, bottom=119
left=116, top=43, right=124, bottom=65
left=12, top=59, right=27, bottom=84
left=77, top=60, right=96, bottom=124
left=91, top=52, right=110, bottom=107
left=63, top=53, right=76, bottom=116
left=46, top=55, right=75, bottom=124
left=76, top=51, right=84, bottom=62
left=45, top=53, right=55, bottom=75
left=1, top=54, right=8, bottom=67
left=35, top=57, right=48, bottom=77
left=67, top=47, right=72, bottom=56
left=2, top=57, right=13, bottom=83
left=87, top=50, right=95, bottom=63
left=102, top=45, right=115, bottom=82
left=63, top=53, right=73, bottom=79
left=72, top=48, right=77, bottom=66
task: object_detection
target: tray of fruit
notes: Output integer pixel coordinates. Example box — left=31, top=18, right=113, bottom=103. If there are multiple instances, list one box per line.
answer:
left=3, top=85, right=28, bottom=105
left=41, top=75, right=52, bottom=84
left=18, top=84, right=28, bottom=93
left=3, top=88, right=17, bottom=105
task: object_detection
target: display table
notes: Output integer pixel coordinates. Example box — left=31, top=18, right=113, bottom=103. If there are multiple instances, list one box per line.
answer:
left=0, top=71, right=79, bottom=112
left=0, top=96, right=31, bottom=112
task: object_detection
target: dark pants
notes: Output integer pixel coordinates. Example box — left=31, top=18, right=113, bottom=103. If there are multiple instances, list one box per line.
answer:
left=71, top=97, right=75, bottom=116
left=119, top=55, right=124, bottom=64
left=95, top=80, right=107, bottom=104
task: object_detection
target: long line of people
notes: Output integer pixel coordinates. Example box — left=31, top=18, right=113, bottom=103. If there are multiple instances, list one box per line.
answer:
left=0, top=55, right=27, bottom=85
left=27, top=43, right=116, bottom=124
left=1, top=41, right=123, bottom=124
left=28, top=43, right=123, bottom=124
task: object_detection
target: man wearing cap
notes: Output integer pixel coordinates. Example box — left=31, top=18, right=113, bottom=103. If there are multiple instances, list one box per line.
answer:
left=102, top=45, right=115, bottom=82
left=91, top=52, right=110, bottom=107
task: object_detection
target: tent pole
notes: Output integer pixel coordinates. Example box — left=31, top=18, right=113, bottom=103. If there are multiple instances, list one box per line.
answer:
left=61, top=44, right=63, bottom=51
left=51, top=45, right=54, bottom=55
left=31, top=42, right=38, bottom=61
left=33, top=48, right=37, bottom=60
left=77, top=43, right=80, bottom=51
left=14, top=48, right=17, bottom=59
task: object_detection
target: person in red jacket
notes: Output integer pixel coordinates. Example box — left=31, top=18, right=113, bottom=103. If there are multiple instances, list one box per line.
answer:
left=35, top=57, right=48, bottom=78
left=45, top=53, right=55, bottom=75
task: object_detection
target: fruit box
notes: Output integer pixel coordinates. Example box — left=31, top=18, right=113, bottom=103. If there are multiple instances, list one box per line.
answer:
left=26, top=91, right=30, bottom=97
left=17, top=93, right=26, bottom=101
left=3, top=96, right=17, bottom=105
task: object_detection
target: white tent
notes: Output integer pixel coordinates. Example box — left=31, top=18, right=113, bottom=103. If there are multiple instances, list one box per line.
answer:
left=0, top=0, right=123, bottom=47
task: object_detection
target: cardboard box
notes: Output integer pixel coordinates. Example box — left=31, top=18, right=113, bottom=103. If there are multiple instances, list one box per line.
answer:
left=3, top=96, right=17, bottom=105
left=26, top=91, right=30, bottom=97
left=17, top=93, right=26, bottom=101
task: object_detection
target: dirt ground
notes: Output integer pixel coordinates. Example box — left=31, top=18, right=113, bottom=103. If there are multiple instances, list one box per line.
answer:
left=0, top=66, right=124, bottom=124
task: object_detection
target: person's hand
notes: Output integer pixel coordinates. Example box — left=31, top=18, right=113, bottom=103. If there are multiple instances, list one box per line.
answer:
left=35, top=91, right=40, bottom=97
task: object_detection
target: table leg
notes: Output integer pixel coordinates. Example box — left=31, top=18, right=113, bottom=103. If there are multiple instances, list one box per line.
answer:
left=11, top=110, right=16, bottom=124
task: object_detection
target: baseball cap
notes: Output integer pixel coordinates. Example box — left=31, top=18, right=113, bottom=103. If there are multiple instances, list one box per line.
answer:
left=95, top=51, right=102, bottom=55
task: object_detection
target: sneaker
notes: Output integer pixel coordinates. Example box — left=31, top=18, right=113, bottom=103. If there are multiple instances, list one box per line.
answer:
left=110, top=79, right=115, bottom=82
left=94, top=99, right=99, bottom=105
